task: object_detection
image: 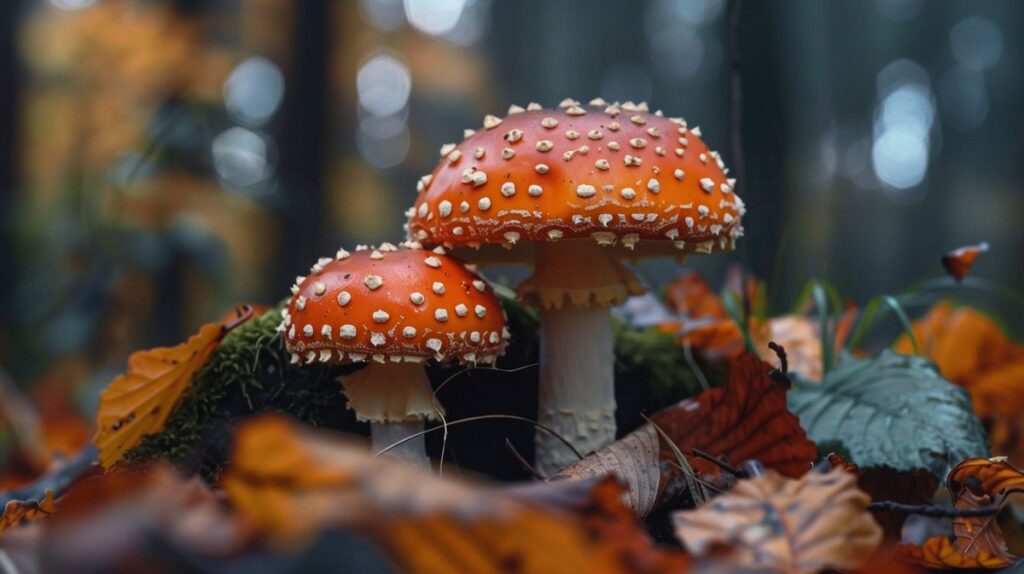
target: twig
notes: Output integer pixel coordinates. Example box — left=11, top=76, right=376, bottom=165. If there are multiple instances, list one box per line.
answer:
left=375, top=414, right=583, bottom=462
left=767, top=341, right=792, bottom=387
left=691, top=448, right=746, bottom=478
left=867, top=500, right=1001, bottom=518
left=0, top=446, right=99, bottom=508
left=505, top=439, right=547, bottom=481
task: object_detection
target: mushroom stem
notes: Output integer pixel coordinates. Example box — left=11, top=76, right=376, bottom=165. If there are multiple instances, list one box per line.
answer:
left=370, top=419, right=427, bottom=464
left=536, top=305, right=616, bottom=474
left=340, top=361, right=440, bottom=467
left=523, top=241, right=642, bottom=475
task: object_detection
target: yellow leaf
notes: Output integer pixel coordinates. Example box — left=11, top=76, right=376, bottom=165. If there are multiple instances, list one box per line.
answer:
left=93, top=305, right=255, bottom=469
left=0, top=491, right=56, bottom=534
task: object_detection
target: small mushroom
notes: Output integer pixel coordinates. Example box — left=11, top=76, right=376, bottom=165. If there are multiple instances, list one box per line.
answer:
left=283, top=243, right=509, bottom=465
left=404, top=101, right=744, bottom=474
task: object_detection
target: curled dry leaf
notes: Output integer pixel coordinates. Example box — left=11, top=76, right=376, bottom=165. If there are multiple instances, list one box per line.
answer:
left=673, top=468, right=882, bottom=574
left=896, top=458, right=1024, bottom=569
left=557, top=353, right=816, bottom=515
left=941, top=242, right=989, bottom=282
left=0, top=491, right=55, bottom=534
left=222, top=414, right=688, bottom=574
left=94, top=304, right=256, bottom=469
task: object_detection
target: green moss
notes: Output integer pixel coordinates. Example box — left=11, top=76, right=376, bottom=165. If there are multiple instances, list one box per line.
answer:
left=127, top=297, right=709, bottom=478
left=125, top=306, right=362, bottom=479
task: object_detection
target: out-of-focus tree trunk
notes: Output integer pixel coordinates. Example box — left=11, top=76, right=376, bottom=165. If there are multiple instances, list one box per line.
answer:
left=0, top=0, right=20, bottom=359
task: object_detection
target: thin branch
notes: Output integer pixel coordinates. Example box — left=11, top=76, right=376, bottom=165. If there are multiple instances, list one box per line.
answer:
left=691, top=448, right=745, bottom=478
left=505, top=439, right=547, bottom=481
left=867, top=500, right=1001, bottom=518
left=375, top=414, right=583, bottom=462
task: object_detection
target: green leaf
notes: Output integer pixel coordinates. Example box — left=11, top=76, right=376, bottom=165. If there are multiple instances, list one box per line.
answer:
left=787, top=350, right=989, bottom=478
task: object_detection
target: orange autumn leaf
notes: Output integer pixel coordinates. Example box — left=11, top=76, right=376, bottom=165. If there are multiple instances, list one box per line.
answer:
left=665, top=272, right=747, bottom=360
left=942, top=242, right=989, bottom=282
left=897, top=535, right=1009, bottom=570
left=222, top=415, right=688, bottom=574
left=894, top=302, right=1024, bottom=388
left=558, top=353, right=817, bottom=515
left=673, top=468, right=883, bottom=573
left=94, top=305, right=256, bottom=469
left=969, top=361, right=1024, bottom=466
left=0, top=491, right=56, bottom=534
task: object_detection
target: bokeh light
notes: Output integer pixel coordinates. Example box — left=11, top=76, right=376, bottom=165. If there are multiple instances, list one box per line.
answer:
left=357, top=53, right=412, bottom=117
left=872, top=60, right=936, bottom=192
left=224, top=57, right=286, bottom=127
left=404, top=0, right=466, bottom=36
left=950, top=16, right=1003, bottom=71
left=212, top=127, right=275, bottom=189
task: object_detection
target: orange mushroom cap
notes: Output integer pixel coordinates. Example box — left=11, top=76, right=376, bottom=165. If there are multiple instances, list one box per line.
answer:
left=406, top=99, right=745, bottom=256
left=280, top=243, right=509, bottom=366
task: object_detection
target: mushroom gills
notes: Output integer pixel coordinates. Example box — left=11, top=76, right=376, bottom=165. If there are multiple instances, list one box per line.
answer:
left=340, top=361, right=442, bottom=466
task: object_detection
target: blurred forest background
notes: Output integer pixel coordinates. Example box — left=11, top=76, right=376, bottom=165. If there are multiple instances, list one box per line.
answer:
left=0, top=0, right=1021, bottom=424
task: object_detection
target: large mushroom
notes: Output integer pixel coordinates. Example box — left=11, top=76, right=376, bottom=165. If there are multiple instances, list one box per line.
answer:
left=279, top=242, right=509, bottom=464
left=405, top=99, right=745, bottom=474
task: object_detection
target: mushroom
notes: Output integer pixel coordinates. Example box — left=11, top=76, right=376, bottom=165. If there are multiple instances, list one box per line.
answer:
left=280, top=242, right=509, bottom=465
left=404, top=100, right=745, bottom=474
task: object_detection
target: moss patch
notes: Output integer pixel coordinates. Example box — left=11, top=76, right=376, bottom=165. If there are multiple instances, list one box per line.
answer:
left=126, top=297, right=713, bottom=479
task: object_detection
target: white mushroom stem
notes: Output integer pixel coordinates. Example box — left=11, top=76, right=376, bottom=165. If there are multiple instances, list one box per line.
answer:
left=340, top=361, right=441, bottom=467
left=370, top=420, right=426, bottom=464
left=520, top=240, right=644, bottom=476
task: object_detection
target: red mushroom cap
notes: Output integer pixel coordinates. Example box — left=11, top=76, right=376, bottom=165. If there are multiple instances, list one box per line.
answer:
left=406, top=99, right=745, bottom=256
left=280, top=243, right=509, bottom=366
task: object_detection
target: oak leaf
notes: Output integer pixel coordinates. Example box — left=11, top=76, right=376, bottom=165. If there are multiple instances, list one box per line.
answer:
left=222, top=415, right=688, bottom=574
left=558, top=353, right=817, bottom=515
left=672, top=468, right=883, bottom=573
left=94, top=305, right=256, bottom=468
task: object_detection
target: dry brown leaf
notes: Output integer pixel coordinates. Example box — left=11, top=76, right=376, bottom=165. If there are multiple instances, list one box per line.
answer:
left=222, top=415, right=689, bottom=574
left=673, top=468, right=883, bottom=574
left=93, top=305, right=256, bottom=468
left=0, top=491, right=55, bottom=534
left=558, top=353, right=817, bottom=515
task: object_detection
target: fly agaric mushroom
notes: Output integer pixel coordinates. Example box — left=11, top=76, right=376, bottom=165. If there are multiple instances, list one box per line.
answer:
left=405, top=99, right=745, bottom=474
left=279, top=242, right=509, bottom=464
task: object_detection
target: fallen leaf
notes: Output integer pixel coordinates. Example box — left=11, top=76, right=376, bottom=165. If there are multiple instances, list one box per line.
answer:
left=0, top=464, right=249, bottom=572
left=0, top=491, right=55, bottom=534
left=941, top=242, right=989, bottom=282
left=896, top=535, right=1010, bottom=569
left=93, top=304, right=256, bottom=468
left=673, top=468, right=883, bottom=573
left=665, top=272, right=746, bottom=360
left=962, top=361, right=1024, bottom=466
left=788, top=350, right=989, bottom=478
left=223, top=415, right=688, bottom=573
left=894, top=302, right=1024, bottom=389
left=823, top=452, right=939, bottom=540
left=558, top=353, right=817, bottom=515
left=894, top=302, right=1024, bottom=464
